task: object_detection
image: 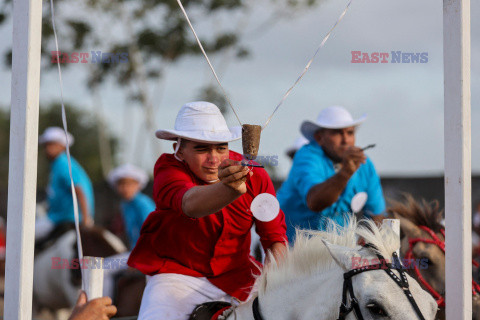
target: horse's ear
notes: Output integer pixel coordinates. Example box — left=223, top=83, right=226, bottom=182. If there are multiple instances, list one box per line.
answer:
left=322, top=239, right=360, bottom=271
left=391, top=212, right=422, bottom=239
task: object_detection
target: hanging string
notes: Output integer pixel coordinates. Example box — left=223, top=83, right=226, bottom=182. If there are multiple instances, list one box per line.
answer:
left=263, top=0, right=353, bottom=129
left=176, top=0, right=353, bottom=130
left=175, top=0, right=243, bottom=126
left=49, top=0, right=86, bottom=291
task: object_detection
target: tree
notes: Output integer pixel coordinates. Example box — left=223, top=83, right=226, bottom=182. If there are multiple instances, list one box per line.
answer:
left=0, top=0, right=322, bottom=166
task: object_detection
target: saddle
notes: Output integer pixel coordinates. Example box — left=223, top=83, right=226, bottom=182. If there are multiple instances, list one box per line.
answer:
left=189, top=301, right=232, bottom=320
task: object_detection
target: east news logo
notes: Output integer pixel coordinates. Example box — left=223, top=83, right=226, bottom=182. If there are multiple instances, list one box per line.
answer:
left=51, top=51, right=129, bottom=64
left=351, top=51, right=428, bottom=63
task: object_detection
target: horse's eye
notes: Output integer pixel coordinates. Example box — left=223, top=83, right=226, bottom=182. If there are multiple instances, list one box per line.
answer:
left=366, top=303, right=388, bottom=317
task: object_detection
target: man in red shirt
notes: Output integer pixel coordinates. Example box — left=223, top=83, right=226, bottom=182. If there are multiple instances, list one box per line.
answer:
left=128, top=101, right=287, bottom=320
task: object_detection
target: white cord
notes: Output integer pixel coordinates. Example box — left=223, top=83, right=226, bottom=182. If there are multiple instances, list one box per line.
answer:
left=175, top=0, right=353, bottom=130
left=263, top=0, right=354, bottom=129
left=175, top=0, right=243, bottom=126
left=49, top=0, right=86, bottom=292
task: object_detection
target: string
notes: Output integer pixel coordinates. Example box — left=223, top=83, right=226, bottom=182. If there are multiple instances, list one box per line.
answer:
left=49, top=0, right=86, bottom=292
left=263, top=0, right=354, bottom=129
left=176, top=0, right=353, bottom=130
left=175, top=0, right=243, bottom=126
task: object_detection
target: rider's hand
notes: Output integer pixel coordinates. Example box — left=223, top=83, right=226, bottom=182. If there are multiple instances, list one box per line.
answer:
left=81, top=216, right=94, bottom=228
left=218, top=159, right=252, bottom=195
left=341, top=146, right=366, bottom=176
left=68, top=291, right=117, bottom=320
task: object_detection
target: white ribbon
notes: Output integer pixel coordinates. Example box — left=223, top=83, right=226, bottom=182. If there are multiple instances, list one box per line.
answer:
left=49, top=0, right=86, bottom=292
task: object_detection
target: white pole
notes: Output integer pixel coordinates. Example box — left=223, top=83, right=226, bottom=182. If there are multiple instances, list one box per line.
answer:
left=4, top=0, right=43, bottom=318
left=444, top=0, right=471, bottom=319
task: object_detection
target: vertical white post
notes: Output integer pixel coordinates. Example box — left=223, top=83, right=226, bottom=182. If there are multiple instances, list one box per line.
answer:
left=444, top=0, right=471, bottom=319
left=4, top=0, right=43, bottom=318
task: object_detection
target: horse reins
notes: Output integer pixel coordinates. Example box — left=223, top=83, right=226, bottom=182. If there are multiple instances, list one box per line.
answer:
left=405, top=226, right=480, bottom=308
left=248, top=246, right=427, bottom=320
left=338, top=244, right=426, bottom=320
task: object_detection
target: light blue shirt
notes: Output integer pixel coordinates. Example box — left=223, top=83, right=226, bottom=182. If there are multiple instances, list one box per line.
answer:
left=47, top=152, right=95, bottom=224
left=120, top=192, right=155, bottom=249
left=277, top=142, right=385, bottom=242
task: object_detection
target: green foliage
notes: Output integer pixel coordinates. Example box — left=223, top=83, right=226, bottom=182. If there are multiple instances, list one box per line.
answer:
left=0, top=0, right=322, bottom=100
left=198, top=85, right=227, bottom=114
left=0, top=108, right=9, bottom=188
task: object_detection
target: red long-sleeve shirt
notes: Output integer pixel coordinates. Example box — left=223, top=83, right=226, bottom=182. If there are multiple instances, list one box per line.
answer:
left=128, top=151, right=287, bottom=301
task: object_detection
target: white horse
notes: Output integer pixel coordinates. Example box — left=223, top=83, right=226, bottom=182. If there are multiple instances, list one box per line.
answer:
left=220, top=218, right=438, bottom=320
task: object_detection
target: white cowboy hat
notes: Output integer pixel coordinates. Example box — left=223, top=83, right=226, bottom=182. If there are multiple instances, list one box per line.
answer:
left=285, top=136, right=309, bottom=157
left=300, top=106, right=367, bottom=141
left=155, top=101, right=241, bottom=143
left=39, top=126, right=74, bottom=147
left=107, top=164, right=149, bottom=190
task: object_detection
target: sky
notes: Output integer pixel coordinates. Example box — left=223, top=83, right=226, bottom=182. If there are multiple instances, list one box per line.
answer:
left=1, top=0, right=479, bottom=179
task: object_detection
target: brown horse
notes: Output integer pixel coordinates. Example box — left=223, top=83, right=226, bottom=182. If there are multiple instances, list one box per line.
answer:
left=387, top=194, right=480, bottom=320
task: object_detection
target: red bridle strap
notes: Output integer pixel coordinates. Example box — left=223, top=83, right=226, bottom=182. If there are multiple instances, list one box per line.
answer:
left=406, top=226, right=480, bottom=308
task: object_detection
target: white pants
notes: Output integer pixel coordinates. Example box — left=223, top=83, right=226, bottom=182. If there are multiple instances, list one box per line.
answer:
left=138, top=274, right=235, bottom=320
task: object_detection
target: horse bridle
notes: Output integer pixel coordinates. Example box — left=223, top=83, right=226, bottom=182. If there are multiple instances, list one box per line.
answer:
left=405, top=226, right=480, bottom=308
left=337, top=244, right=426, bottom=320
left=249, top=245, right=427, bottom=320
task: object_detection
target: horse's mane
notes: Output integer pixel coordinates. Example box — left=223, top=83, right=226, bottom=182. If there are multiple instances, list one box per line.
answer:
left=256, top=216, right=399, bottom=295
left=387, top=194, right=444, bottom=233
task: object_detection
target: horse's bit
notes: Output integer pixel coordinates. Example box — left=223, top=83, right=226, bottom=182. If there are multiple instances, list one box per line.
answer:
left=405, top=226, right=480, bottom=308
left=337, top=244, right=426, bottom=320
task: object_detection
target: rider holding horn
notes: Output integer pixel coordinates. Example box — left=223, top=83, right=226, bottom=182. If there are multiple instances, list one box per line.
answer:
left=128, top=101, right=287, bottom=320
left=277, top=106, right=386, bottom=243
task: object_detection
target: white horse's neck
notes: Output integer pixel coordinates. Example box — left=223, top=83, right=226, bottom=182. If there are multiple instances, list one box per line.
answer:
left=227, top=268, right=344, bottom=320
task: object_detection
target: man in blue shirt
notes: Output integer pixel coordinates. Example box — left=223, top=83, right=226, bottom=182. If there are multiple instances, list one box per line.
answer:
left=107, top=164, right=154, bottom=249
left=277, top=106, right=385, bottom=242
left=36, top=127, right=95, bottom=241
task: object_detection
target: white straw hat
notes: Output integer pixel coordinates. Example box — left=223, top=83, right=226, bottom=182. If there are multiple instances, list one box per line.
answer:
left=39, top=127, right=74, bottom=147
left=107, top=164, right=149, bottom=190
left=155, top=101, right=241, bottom=143
left=300, top=106, right=367, bottom=141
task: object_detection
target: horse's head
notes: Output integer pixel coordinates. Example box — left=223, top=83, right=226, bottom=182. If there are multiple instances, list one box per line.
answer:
left=248, top=217, right=437, bottom=320
left=323, top=239, right=438, bottom=320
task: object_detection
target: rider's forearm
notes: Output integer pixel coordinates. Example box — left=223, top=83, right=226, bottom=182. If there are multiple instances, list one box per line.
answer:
left=306, top=168, right=353, bottom=212
left=75, top=186, right=90, bottom=221
left=182, top=183, right=242, bottom=219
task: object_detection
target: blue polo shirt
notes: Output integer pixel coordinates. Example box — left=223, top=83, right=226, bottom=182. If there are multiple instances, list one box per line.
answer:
left=277, top=142, right=385, bottom=242
left=120, top=192, right=155, bottom=249
left=46, top=152, right=95, bottom=224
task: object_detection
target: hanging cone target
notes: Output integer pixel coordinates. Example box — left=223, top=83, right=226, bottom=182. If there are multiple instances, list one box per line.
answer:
left=242, top=124, right=261, bottom=160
